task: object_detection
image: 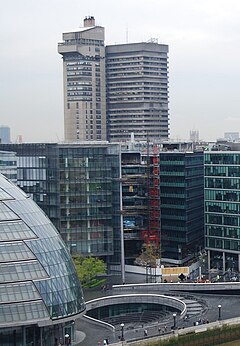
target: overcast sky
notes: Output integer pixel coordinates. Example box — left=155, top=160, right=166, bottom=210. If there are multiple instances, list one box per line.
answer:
left=1, top=0, right=240, bottom=143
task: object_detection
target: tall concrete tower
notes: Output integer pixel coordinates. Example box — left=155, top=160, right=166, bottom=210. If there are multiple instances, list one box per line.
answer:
left=106, top=42, right=169, bottom=142
left=58, top=17, right=106, bottom=142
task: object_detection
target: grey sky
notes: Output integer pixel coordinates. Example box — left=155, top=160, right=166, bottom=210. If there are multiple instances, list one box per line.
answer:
left=1, top=0, right=240, bottom=142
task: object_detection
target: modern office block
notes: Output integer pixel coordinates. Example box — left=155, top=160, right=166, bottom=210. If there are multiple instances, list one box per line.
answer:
left=0, top=143, right=121, bottom=265
left=0, top=173, right=85, bottom=345
left=160, top=151, right=204, bottom=264
left=0, top=141, right=205, bottom=268
left=205, top=151, right=240, bottom=273
left=58, top=16, right=106, bottom=142
left=0, top=126, right=10, bottom=144
left=58, top=143, right=121, bottom=262
left=106, top=42, right=169, bottom=142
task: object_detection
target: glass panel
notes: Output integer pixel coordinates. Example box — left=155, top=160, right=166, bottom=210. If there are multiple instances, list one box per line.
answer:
left=0, top=221, right=37, bottom=241
left=0, top=242, right=35, bottom=262
left=0, top=282, right=41, bottom=303
left=0, top=301, right=49, bottom=324
left=0, top=261, right=48, bottom=282
left=0, top=202, right=19, bottom=221
left=0, top=187, right=14, bottom=200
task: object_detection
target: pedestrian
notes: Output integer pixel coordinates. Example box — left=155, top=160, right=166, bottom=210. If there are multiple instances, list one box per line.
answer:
left=164, top=325, right=167, bottom=332
left=158, top=327, right=161, bottom=334
left=144, top=329, right=148, bottom=337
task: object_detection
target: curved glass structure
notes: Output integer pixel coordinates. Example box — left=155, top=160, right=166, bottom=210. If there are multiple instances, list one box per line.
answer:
left=0, top=174, right=85, bottom=345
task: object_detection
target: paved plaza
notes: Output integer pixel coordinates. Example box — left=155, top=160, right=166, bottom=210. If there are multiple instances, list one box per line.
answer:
left=74, top=275, right=240, bottom=346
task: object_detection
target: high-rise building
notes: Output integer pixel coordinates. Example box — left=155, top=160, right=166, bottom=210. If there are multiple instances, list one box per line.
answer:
left=106, top=42, right=169, bottom=142
left=0, top=126, right=11, bottom=143
left=58, top=18, right=170, bottom=143
left=58, top=17, right=106, bottom=142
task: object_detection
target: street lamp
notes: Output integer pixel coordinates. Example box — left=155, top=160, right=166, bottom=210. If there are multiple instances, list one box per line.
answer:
left=218, top=304, right=222, bottom=321
left=173, top=313, right=177, bottom=330
left=120, top=323, right=125, bottom=341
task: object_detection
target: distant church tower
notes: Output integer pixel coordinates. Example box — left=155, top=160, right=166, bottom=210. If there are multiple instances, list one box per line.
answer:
left=190, top=130, right=199, bottom=143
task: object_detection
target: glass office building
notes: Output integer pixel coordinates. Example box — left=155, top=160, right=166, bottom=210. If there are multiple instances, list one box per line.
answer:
left=58, top=144, right=121, bottom=262
left=0, top=143, right=121, bottom=265
left=205, top=151, right=240, bottom=272
left=0, top=173, right=85, bottom=346
left=160, top=151, right=204, bottom=263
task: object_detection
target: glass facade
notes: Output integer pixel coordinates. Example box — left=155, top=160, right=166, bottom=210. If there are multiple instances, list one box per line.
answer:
left=205, top=151, right=240, bottom=271
left=160, top=152, right=204, bottom=262
left=0, top=173, right=85, bottom=346
left=0, top=151, right=17, bottom=183
left=58, top=144, right=121, bottom=260
left=0, top=143, right=121, bottom=266
left=87, top=302, right=171, bottom=321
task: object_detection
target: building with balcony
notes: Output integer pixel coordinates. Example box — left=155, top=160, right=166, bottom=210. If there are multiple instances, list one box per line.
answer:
left=106, top=42, right=169, bottom=142
left=121, top=150, right=149, bottom=263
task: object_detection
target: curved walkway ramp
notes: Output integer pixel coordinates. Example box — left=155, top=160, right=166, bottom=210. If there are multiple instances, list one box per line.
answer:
left=85, top=294, right=187, bottom=326
left=113, top=282, right=240, bottom=295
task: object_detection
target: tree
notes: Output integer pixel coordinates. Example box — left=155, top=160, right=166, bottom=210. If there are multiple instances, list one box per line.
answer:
left=135, top=243, right=158, bottom=267
left=72, top=255, right=107, bottom=288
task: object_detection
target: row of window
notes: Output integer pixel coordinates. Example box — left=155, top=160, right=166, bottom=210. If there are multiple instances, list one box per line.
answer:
left=205, top=153, right=240, bottom=165
left=207, top=237, right=240, bottom=251
left=205, top=189, right=240, bottom=202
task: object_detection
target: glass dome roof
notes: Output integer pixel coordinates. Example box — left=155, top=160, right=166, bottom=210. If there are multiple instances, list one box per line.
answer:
left=0, top=174, right=85, bottom=327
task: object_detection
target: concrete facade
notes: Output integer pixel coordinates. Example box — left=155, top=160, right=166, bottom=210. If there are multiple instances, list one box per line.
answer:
left=58, top=17, right=107, bottom=142
left=106, top=42, right=169, bottom=142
